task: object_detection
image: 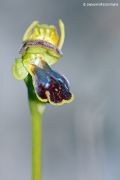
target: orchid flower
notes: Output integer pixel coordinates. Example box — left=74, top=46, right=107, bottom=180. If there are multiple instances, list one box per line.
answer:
left=12, top=19, right=74, bottom=105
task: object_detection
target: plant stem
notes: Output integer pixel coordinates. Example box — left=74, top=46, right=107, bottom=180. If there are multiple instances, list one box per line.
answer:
left=25, top=75, right=45, bottom=180
left=29, top=100, right=43, bottom=180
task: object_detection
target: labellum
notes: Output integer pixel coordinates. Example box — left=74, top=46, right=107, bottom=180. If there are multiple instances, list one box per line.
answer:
left=30, top=61, right=73, bottom=105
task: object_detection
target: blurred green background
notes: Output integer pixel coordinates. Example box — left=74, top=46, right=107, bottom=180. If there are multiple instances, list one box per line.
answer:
left=0, top=0, right=120, bottom=180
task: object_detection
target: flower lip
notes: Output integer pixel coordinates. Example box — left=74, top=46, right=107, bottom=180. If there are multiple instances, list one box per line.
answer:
left=31, top=63, right=73, bottom=105
left=19, top=40, right=63, bottom=56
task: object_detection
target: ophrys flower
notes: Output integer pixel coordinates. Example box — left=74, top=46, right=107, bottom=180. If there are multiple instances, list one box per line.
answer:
left=12, top=19, right=74, bottom=105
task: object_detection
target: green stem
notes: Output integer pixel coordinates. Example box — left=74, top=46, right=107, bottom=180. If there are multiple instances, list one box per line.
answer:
left=25, top=75, right=45, bottom=180
left=29, top=100, right=43, bottom=180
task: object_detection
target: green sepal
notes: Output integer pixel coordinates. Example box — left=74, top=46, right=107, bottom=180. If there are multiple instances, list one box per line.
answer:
left=12, top=58, right=28, bottom=80
left=20, top=46, right=47, bottom=55
left=47, top=48, right=61, bottom=59
left=23, top=47, right=61, bottom=65
left=25, top=46, right=61, bottom=58
left=43, top=52, right=59, bottom=65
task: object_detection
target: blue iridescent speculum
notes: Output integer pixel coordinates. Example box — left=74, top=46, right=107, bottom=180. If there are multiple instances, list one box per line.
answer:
left=12, top=19, right=74, bottom=105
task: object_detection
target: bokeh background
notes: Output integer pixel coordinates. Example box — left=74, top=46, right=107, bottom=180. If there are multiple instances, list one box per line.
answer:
left=0, top=0, right=120, bottom=180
